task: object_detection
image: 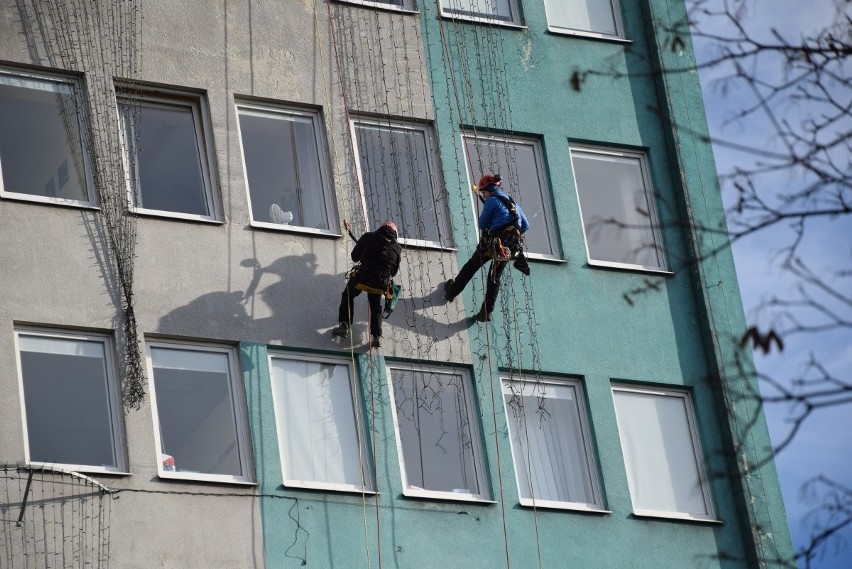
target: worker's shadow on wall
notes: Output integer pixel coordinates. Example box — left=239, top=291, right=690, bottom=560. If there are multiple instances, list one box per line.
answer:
left=398, top=288, right=473, bottom=337
left=158, top=254, right=341, bottom=346
left=240, top=253, right=342, bottom=345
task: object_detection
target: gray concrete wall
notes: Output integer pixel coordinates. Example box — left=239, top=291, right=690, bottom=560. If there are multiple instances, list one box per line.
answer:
left=0, top=1, right=461, bottom=567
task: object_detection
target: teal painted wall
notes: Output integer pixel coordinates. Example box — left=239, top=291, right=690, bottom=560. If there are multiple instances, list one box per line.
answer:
left=246, top=0, right=793, bottom=567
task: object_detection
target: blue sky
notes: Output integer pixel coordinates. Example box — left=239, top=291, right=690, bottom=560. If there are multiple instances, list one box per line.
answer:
left=691, top=1, right=852, bottom=567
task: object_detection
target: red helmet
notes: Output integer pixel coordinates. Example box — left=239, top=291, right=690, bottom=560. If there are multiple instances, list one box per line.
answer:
left=380, top=220, right=398, bottom=237
left=478, top=174, right=496, bottom=190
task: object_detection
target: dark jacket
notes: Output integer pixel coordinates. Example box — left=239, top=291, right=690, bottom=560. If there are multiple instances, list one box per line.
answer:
left=351, top=227, right=402, bottom=289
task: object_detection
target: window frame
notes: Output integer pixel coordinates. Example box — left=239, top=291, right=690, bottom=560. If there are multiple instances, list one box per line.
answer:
left=462, top=131, right=562, bottom=261
left=116, top=87, right=220, bottom=222
left=14, top=327, right=126, bottom=474
left=268, top=351, right=375, bottom=493
left=350, top=116, right=452, bottom=249
left=543, top=0, right=627, bottom=41
left=334, top=0, right=418, bottom=13
left=569, top=144, right=670, bottom=273
left=501, top=375, right=606, bottom=511
left=438, top=0, right=525, bottom=27
left=611, top=384, right=717, bottom=522
left=386, top=363, right=491, bottom=502
left=145, top=339, right=254, bottom=484
left=0, top=68, right=96, bottom=208
left=235, top=100, right=339, bottom=236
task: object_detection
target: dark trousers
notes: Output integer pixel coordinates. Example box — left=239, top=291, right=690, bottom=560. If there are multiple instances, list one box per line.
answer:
left=338, top=278, right=383, bottom=336
left=448, top=246, right=507, bottom=315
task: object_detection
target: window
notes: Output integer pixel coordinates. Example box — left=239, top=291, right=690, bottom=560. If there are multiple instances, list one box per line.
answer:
left=502, top=377, right=603, bottom=510
left=14, top=328, right=124, bottom=472
left=544, top=0, right=624, bottom=38
left=269, top=353, right=373, bottom=492
left=611, top=385, right=716, bottom=521
left=440, top=0, right=522, bottom=24
left=463, top=133, right=560, bottom=259
left=146, top=341, right=252, bottom=483
left=336, top=0, right=415, bottom=11
left=352, top=118, right=451, bottom=248
left=0, top=70, right=93, bottom=206
left=570, top=146, right=667, bottom=271
left=236, top=102, right=336, bottom=233
left=388, top=365, right=489, bottom=500
left=118, top=90, right=218, bottom=220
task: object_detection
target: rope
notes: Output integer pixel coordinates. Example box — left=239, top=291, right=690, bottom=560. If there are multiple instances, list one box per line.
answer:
left=432, top=5, right=549, bottom=566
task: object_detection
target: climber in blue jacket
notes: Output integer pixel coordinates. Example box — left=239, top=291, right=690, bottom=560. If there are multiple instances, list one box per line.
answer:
left=443, top=174, right=530, bottom=322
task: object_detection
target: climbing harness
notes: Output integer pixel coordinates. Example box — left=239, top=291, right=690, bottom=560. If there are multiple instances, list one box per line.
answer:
left=478, top=193, right=531, bottom=276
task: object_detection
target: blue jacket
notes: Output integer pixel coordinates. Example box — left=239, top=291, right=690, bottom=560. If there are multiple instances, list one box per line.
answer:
left=479, top=189, right=529, bottom=234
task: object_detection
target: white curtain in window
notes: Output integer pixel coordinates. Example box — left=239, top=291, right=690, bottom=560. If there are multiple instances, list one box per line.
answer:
left=612, top=389, right=709, bottom=516
left=271, top=358, right=369, bottom=489
left=545, top=0, right=618, bottom=35
left=504, top=382, right=596, bottom=504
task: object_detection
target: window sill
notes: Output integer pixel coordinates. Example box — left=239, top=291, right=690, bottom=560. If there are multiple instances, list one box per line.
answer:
left=249, top=221, right=342, bottom=238
left=546, top=27, right=632, bottom=44
left=400, top=239, right=457, bottom=252
left=403, top=488, right=495, bottom=504
left=133, top=207, right=223, bottom=224
left=1, top=193, right=98, bottom=209
left=333, top=0, right=418, bottom=15
left=157, top=471, right=257, bottom=486
left=518, top=499, right=610, bottom=513
left=631, top=510, right=722, bottom=524
left=439, top=13, right=527, bottom=31
left=283, top=480, right=377, bottom=495
left=586, top=259, right=674, bottom=276
left=526, top=253, right=565, bottom=263
left=28, top=462, right=129, bottom=476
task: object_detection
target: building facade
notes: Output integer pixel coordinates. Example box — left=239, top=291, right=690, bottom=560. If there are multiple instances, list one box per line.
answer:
left=0, top=0, right=793, bottom=567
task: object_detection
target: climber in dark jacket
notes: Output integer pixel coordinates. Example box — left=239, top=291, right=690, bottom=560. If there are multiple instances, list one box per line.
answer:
left=332, top=221, right=402, bottom=348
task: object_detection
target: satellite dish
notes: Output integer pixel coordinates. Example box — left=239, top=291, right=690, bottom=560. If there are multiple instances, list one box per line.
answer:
left=269, top=204, right=293, bottom=225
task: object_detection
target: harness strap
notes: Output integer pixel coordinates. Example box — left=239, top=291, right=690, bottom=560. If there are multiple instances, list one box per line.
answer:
left=494, top=194, right=520, bottom=233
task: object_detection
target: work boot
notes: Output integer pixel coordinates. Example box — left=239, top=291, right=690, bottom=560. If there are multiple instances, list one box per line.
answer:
left=473, top=306, right=491, bottom=322
left=331, top=322, right=349, bottom=338
left=443, top=279, right=457, bottom=302
left=371, top=336, right=382, bottom=348
left=513, top=253, right=531, bottom=276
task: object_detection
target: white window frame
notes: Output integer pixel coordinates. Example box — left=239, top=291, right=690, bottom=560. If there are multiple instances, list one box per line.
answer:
left=14, top=327, right=126, bottom=474
left=268, top=351, right=375, bottom=493
left=611, top=384, right=717, bottom=522
left=569, top=144, right=670, bottom=273
left=543, top=0, right=627, bottom=41
left=501, top=376, right=606, bottom=511
left=438, top=0, right=524, bottom=27
left=117, top=88, right=220, bottom=222
left=350, top=116, right=452, bottom=249
left=386, top=363, right=491, bottom=502
left=335, top=0, right=417, bottom=13
left=0, top=69, right=96, bottom=208
left=145, top=339, right=254, bottom=484
left=235, top=101, right=339, bottom=236
left=462, top=132, right=562, bottom=260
